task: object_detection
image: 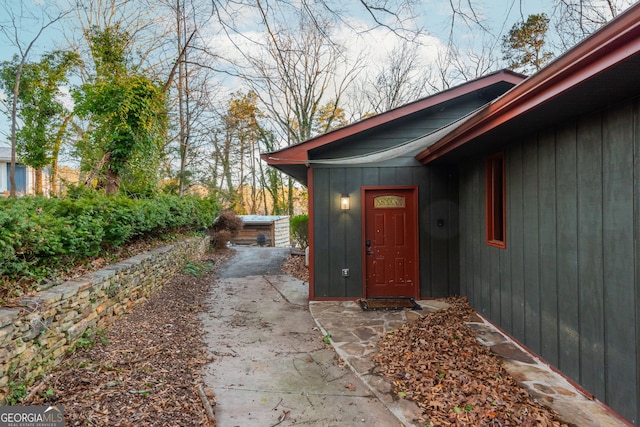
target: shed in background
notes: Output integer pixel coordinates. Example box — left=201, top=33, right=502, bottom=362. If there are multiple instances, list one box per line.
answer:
left=233, top=215, right=290, bottom=247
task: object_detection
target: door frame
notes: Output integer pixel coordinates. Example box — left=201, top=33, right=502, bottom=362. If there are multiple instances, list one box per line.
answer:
left=361, top=185, right=420, bottom=299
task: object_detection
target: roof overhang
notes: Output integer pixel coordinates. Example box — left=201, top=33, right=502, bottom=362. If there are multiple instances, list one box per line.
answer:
left=416, top=2, right=640, bottom=164
left=261, top=70, right=525, bottom=184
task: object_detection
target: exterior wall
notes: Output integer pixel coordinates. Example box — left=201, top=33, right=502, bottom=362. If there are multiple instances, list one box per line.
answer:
left=234, top=216, right=290, bottom=247
left=312, top=164, right=459, bottom=298
left=0, top=236, right=209, bottom=403
left=0, top=162, right=6, bottom=194
left=0, top=162, right=46, bottom=196
left=457, top=97, right=640, bottom=423
left=1, top=163, right=27, bottom=194
left=308, top=89, right=503, bottom=299
left=272, top=216, right=291, bottom=247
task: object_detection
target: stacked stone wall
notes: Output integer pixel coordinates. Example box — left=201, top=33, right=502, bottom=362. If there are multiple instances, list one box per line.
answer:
left=0, top=236, right=209, bottom=401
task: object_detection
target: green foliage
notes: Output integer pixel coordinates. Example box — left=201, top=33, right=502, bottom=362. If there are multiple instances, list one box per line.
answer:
left=290, top=214, right=309, bottom=248
left=453, top=403, right=474, bottom=413
left=14, top=52, right=79, bottom=166
left=6, top=381, right=27, bottom=405
left=323, top=333, right=332, bottom=344
left=501, top=13, right=554, bottom=74
left=72, top=330, right=96, bottom=351
left=41, top=388, right=55, bottom=399
left=73, top=25, right=167, bottom=195
left=0, top=50, right=80, bottom=195
left=0, top=193, right=220, bottom=297
left=182, top=261, right=214, bottom=277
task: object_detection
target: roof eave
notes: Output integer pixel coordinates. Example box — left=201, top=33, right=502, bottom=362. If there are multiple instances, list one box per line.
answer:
left=416, top=2, right=640, bottom=164
left=263, top=70, right=526, bottom=166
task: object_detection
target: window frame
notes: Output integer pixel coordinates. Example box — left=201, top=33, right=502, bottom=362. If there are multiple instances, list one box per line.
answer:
left=485, top=152, right=506, bottom=249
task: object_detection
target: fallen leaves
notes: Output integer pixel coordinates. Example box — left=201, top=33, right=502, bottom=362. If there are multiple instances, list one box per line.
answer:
left=281, top=254, right=309, bottom=282
left=373, top=297, right=569, bottom=427
left=23, top=248, right=233, bottom=426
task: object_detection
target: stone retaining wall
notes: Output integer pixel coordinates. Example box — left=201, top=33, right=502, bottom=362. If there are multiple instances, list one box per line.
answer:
left=0, top=236, right=209, bottom=401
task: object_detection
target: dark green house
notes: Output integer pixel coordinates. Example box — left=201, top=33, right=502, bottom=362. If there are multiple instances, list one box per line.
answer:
left=264, top=3, right=640, bottom=423
left=264, top=70, right=524, bottom=301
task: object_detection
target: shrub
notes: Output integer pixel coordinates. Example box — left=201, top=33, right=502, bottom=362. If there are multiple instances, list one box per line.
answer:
left=213, top=210, right=243, bottom=238
left=211, top=210, right=243, bottom=249
left=0, top=193, right=221, bottom=299
left=213, top=230, right=233, bottom=249
left=290, top=214, right=309, bottom=248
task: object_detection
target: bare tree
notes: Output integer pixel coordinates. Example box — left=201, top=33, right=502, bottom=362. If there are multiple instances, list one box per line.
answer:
left=221, top=6, right=364, bottom=214
left=208, top=0, right=422, bottom=45
left=247, top=9, right=363, bottom=145
left=551, top=0, right=635, bottom=50
left=68, top=0, right=174, bottom=80
left=0, top=1, right=71, bottom=197
left=66, top=0, right=218, bottom=195
left=354, top=42, right=432, bottom=115
left=174, top=0, right=193, bottom=195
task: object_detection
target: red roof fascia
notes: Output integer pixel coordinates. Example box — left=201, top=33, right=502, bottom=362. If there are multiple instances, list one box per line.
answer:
left=416, top=2, right=640, bottom=164
left=261, top=70, right=525, bottom=165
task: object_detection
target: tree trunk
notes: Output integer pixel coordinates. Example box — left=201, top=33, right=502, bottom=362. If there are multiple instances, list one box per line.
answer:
left=9, top=64, right=23, bottom=198
left=50, top=116, right=72, bottom=196
left=258, top=154, right=269, bottom=215
left=250, top=139, right=258, bottom=214
left=105, top=168, right=119, bottom=195
left=34, top=169, right=43, bottom=195
left=177, top=0, right=187, bottom=196
left=224, top=139, right=234, bottom=197
left=238, top=139, right=245, bottom=213
left=288, top=176, right=294, bottom=216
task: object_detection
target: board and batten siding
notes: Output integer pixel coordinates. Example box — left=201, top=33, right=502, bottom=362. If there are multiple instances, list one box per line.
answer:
left=458, top=97, right=640, bottom=424
left=311, top=97, right=491, bottom=160
left=312, top=164, right=459, bottom=299
left=308, top=90, right=499, bottom=299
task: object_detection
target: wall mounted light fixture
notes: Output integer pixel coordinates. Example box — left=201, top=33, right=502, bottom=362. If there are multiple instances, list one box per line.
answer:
left=340, top=194, right=350, bottom=210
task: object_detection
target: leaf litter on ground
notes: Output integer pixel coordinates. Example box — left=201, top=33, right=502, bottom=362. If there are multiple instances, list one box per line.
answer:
left=22, top=253, right=569, bottom=427
left=281, top=253, right=309, bottom=282
left=23, top=246, right=234, bottom=426
left=373, top=297, right=570, bottom=427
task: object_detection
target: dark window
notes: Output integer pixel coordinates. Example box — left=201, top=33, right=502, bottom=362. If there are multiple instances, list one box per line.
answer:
left=486, top=152, right=506, bottom=248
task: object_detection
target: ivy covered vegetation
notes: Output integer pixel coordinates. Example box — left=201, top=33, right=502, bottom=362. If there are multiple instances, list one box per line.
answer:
left=0, top=191, right=220, bottom=302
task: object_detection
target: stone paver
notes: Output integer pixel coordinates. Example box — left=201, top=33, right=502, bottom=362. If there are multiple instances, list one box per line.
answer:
left=202, top=247, right=629, bottom=426
left=310, top=300, right=630, bottom=427
left=201, top=272, right=402, bottom=426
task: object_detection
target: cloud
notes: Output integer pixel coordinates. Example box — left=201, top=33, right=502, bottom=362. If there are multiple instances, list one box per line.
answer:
left=202, top=14, right=447, bottom=101
left=334, top=18, right=445, bottom=67
left=56, top=86, right=74, bottom=111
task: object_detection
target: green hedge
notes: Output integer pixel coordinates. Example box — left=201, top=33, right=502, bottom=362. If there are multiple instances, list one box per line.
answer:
left=290, top=214, right=308, bottom=248
left=0, top=194, right=220, bottom=285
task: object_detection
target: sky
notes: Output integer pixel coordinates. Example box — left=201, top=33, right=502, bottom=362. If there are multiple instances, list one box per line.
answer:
left=0, top=0, right=604, bottom=149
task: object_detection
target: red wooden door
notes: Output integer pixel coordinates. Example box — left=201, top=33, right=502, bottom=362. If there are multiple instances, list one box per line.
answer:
left=363, top=188, right=419, bottom=298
